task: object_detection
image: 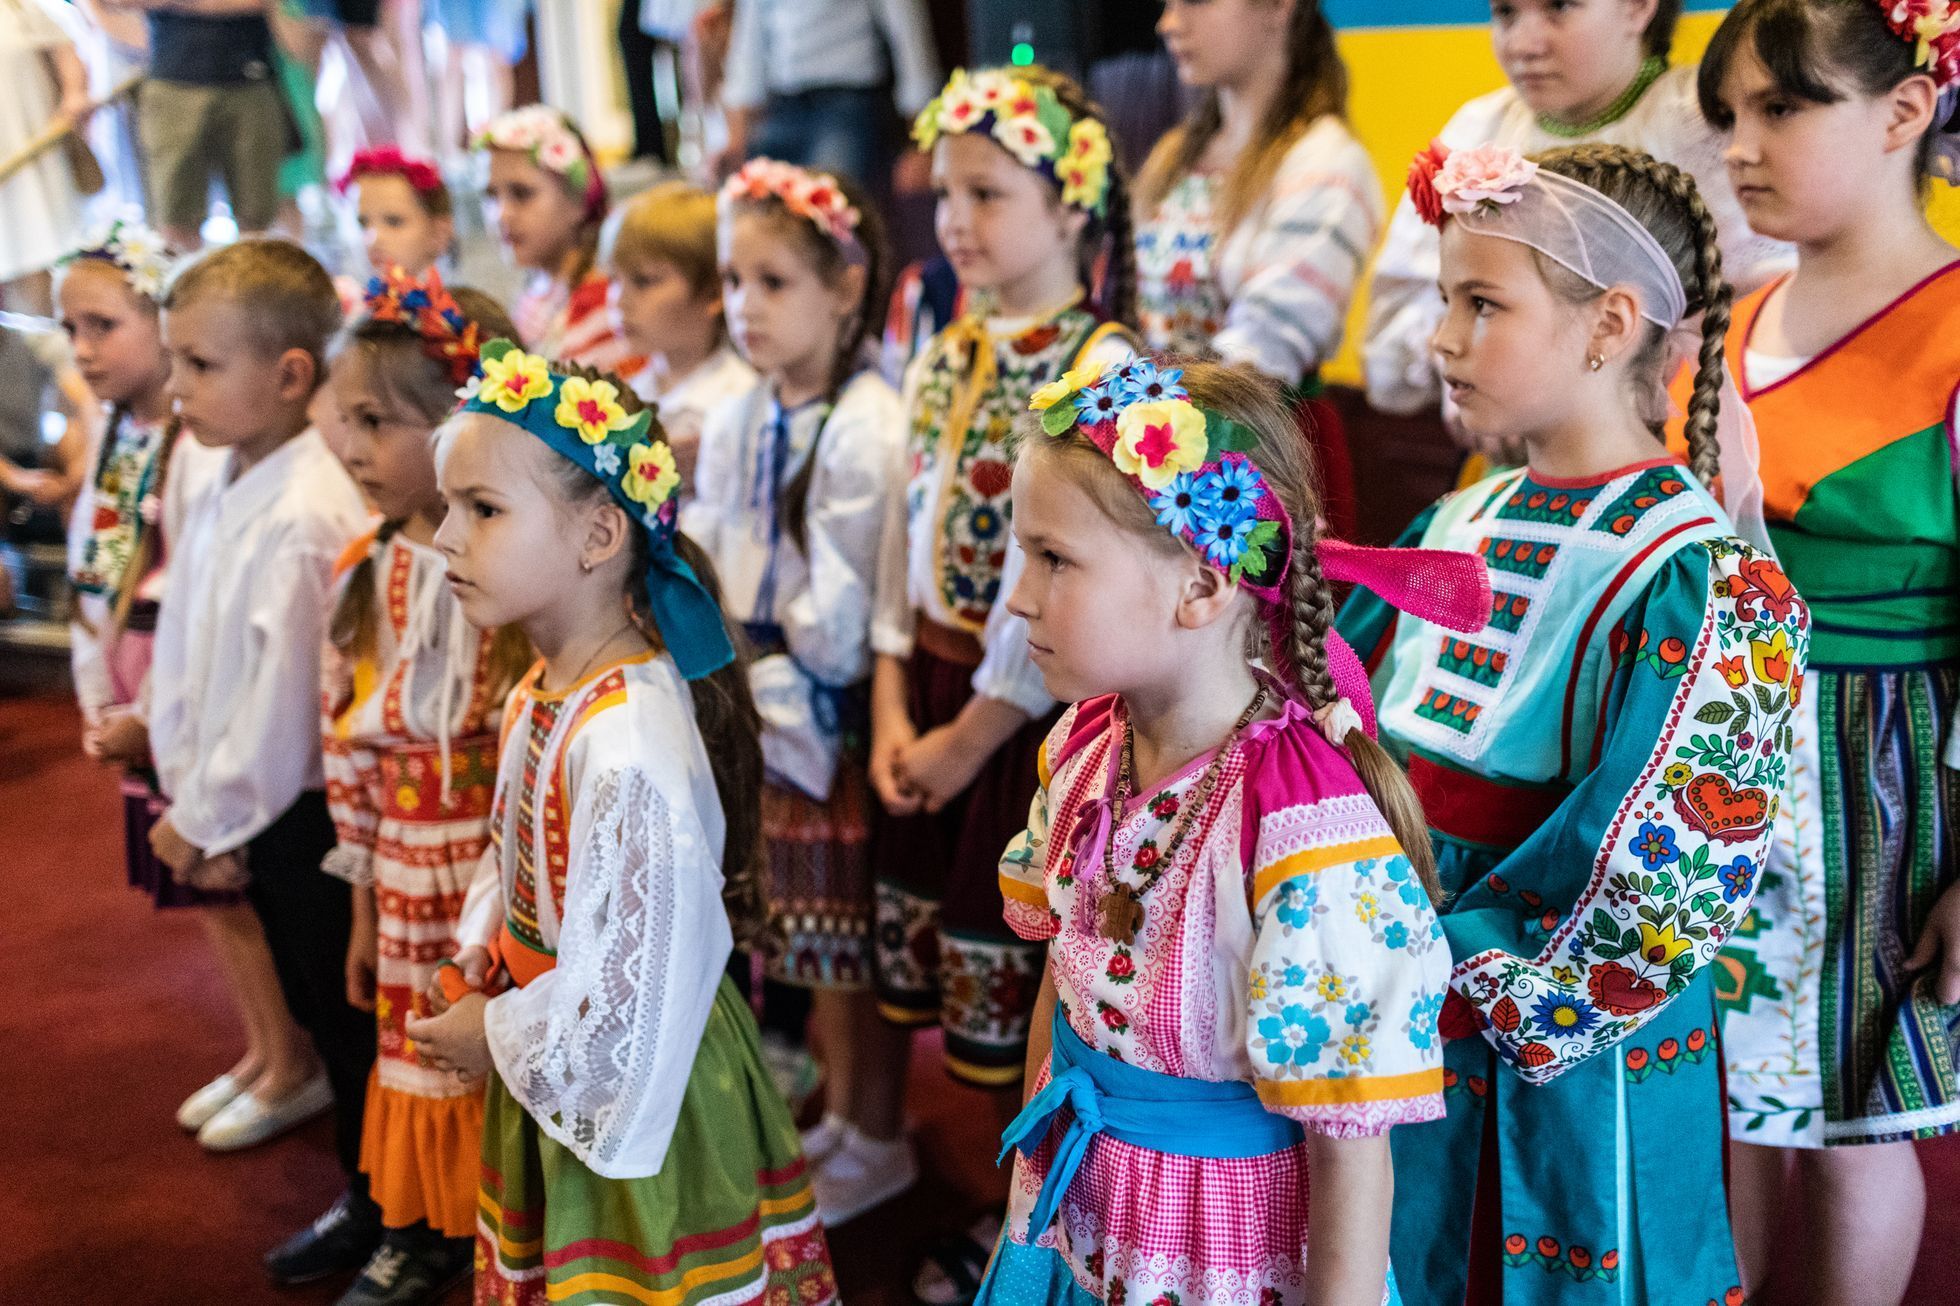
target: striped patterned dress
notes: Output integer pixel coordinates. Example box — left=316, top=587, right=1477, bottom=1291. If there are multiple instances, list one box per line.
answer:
left=461, top=653, right=835, bottom=1306
left=1700, top=269, right=1960, bottom=1147
left=513, top=265, right=646, bottom=378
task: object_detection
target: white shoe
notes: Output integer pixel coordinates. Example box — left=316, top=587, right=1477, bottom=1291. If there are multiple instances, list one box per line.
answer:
left=810, top=1126, right=918, bottom=1226
left=799, top=1114, right=850, bottom=1166
left=197, top=1073, right=333, bottom=1152
left=176, top=1073, right=245, bottom=1132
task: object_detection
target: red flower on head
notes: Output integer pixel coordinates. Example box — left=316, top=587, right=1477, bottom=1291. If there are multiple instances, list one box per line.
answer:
left=1408, top=139, right=1452, bottom=228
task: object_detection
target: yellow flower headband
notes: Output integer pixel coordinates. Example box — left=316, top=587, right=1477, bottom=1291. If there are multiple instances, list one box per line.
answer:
left=912, top=67, right=1114, bottom=216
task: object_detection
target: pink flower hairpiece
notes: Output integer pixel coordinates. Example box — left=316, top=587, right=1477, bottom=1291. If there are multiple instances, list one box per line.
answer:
left=474, top=105, right=607, bottom=221
left=719, top=159, right=864, bottom=259
left=336, top=146, right=445, bottom=197
left=1881, top=0, right=1960, bottom=87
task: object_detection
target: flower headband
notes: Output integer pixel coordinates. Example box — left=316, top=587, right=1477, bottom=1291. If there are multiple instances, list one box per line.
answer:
left=60, top=217, right=175, bottom=302
left=912, top=67, right=1114, bottom=216
left=719, top=159, right=865, bottom=261
left=360, top=266, right=483, bottom=387
left=1882, top=0, right=1960, bottom=88
left=473, top=105, right=607, bottom=221
left=461, top=340, right=733, bottom=679
left=336, top=145, right=445, bottom=198
left=1029, top=354, right=1493, bottom=740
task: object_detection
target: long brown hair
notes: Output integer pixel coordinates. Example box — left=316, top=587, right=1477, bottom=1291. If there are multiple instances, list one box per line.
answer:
left=1135, top=1, right=1349, bottom=235
left=1530, top=144, right=1731, bottom=487
left=1007, top=65, right=1140, bottom=330
left=1017, top=359, right=1440, bottom=902
left=329, top=287, right=532, bottom=699
left=543, top=362, right=768, bottom=946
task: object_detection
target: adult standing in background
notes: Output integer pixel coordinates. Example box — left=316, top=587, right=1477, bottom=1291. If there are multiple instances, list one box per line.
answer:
left=0, top=0, right=92, bottom=316
left=1133, top=0, right=1381, bottom=542
left=712, top=0, right=940, bottom=194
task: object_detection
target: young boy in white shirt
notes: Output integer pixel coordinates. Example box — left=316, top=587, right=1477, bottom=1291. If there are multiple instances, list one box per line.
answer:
left=147, top=238, right=380, bottom=1288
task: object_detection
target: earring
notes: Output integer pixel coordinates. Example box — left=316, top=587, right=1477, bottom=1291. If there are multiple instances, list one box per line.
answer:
left=579, top=558, right=594, bottom=574
left=1587, top=352, right=1605, bottom=372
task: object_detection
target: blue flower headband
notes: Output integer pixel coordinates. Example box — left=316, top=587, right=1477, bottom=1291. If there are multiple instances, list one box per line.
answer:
left=460, top=339, right=733, bottom=679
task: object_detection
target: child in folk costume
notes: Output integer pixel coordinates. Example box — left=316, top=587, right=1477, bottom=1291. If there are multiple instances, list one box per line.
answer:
left=1339, top=144, right=1810, bottom=1305
left=683, top=160, right=908, bottom=1219
left=319, top=270, right=531, bottom=1306
left=338, top=148, right=457, bottom=281
left=404, top=343, right=836, bottom=1306
left=1362, top=0, right=1791, bottom=435
left=1134, top=0, right=1381, bottom=541
left=476, top=106, right=642, bottom=376
left=983, top=357, right=1471, bottom=1305
left=1686, top=4, right=1960, bottom=1300
left=867, top=63, right=1136, bottom=1277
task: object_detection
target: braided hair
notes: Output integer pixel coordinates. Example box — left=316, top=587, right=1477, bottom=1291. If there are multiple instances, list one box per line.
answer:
left=1531, top=143, right=1731, bottom=489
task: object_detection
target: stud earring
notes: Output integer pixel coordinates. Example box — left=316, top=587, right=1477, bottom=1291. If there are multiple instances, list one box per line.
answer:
left=1587, top=352, right=1605, bottom=372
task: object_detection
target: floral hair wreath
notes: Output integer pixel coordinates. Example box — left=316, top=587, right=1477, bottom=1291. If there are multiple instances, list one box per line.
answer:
left=361, top=266, right=483, bottom=387
left=1407, top=140, right=1539, bottom=229
left=719, top=159, right=865, bottom=261
left=336, top=145, right=445, bottom=198
left=60, top=216, right=176, bottom=302
left=1882, top=0, right=1960, bottom=88
left=473, top=105, right=607, bottom=221
left=912, top=67, right=1115, bottom=216
left=460, top=340, right=734, bottom=679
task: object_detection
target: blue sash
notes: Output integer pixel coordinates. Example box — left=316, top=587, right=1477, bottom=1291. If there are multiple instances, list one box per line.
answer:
left=999, top=1013, right=1305, bottom=1237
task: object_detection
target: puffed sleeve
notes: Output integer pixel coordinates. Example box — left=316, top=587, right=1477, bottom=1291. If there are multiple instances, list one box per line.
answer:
left=870, top=352, right=928, bottom=661
left=676, top=387, right=755, bottom=563
left=481, top=760, right=732, bottom=1179
left=1241, top=708, right=1449, bottom=1136
left=779, top=376, right=907, bottom=687
left=999, top=706, right=1085, bottom=943
left=1446, top=541, right=1811, bottom=1084
left=1214, top=125, right=1383, bottom=383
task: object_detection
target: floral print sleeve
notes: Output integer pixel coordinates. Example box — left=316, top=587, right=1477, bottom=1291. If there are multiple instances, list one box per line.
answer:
left=1000, top=706, right=1085, bottom=942
left=1241, top=712, right=1450, bottom=1137
left=1445, top=541, right=1810, bottom=1085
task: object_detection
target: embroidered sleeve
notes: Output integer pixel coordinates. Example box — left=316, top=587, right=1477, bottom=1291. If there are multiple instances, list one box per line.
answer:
left=1246, top=792, right=1449, bottom=1137
left=999, top=709, right=1077, bottom=942
left=1215, top=127, right=1382, bottom=382
left=481, top=763, right=730, bottom=1179
left=780, top=382, right=907, bottom=688
left=972, top=538, right=1055, bottom=717
left=1446, top=542, right=1810, bottom=1084
left=319, top=635, right=384, bottom=885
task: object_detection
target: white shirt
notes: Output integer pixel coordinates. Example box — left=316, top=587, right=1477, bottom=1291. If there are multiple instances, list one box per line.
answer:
left=681, top=369, right=905, bottom=798
left=149, top=431, right=368, bottom=855
left=627, top=345, right=757, bottom=459
left=1361, top=65, right=1796, bottom=416
left=721, top=0, right=941, bottom=116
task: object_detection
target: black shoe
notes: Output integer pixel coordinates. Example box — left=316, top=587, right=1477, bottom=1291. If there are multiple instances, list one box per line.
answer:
left=264, top=1190, right=384, bottom=1286
left=335, top=1230, right=474, bottom=1306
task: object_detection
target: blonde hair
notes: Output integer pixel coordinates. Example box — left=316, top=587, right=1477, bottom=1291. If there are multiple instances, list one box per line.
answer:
left=602, top=180, right=722, bottom=299
left=1016, top=359, right=1441, bottom=901
left=163, top=238, right=342, bottom=385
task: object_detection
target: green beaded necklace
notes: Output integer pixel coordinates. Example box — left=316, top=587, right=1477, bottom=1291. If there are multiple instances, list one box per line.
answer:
left=1535, top=56, right=1667, bottom=139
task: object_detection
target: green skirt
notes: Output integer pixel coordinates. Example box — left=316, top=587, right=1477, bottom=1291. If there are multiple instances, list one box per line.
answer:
left=475, top=976, right=836, bottom=1306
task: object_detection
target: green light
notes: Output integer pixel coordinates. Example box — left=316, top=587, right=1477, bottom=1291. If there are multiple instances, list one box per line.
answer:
left=1010, top=41, right=1034, bottom=66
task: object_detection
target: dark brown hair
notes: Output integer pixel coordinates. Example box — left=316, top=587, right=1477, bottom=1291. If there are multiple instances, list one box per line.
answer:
left=163, top=238, right=342, bottom=385
left=328, top=287, right=532, bottom=692
left=1646, top=0, right=1685, bottom=57
left=540, top=363, right=767, bottom=945
left=1136, top=1, right=1350, bottom=234
left=720, top=168, right=891, bottom=554
left=1526, top=144, right=1731, bottom=487
left=1698, top=0, right=1956, bottom=185
left=1017, top=359, right=1441, bottom=902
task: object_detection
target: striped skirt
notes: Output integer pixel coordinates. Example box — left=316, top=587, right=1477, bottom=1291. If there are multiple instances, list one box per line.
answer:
left=475, top=976, right=837, bottom=1305
left=1719, top=663, right=1960, bottom=1146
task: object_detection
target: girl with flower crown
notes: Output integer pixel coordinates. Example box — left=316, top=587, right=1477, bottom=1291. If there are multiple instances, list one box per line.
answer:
left=1361, top=0, right=1792, bottom=455
left=682, top=159, right=910, bottom=1225
left=865, top=61, right=1138, bottom=1287
left=1341, top=142, right=1810, bottom=1305
left=982, top=356, right=1460, bottom=1306
left=337, top=147, right=456, bottom=280
left=405, top=343, right=836, bottom=1306
left=1134, top=0, right=1380, bottom=542
left=475, top=105, right=642, bottom=377
left=316, top=271, right=534, bottom=1304
left=1685, top=3, right=1960, bottom=1299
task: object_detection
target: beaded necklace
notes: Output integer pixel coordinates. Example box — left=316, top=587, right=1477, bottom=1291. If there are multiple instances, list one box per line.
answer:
left=1535, top=56, right=1666, bottom=139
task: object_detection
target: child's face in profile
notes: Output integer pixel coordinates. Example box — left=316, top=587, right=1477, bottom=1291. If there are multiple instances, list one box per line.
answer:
left=1491, top=0, right=1653, bottom=120
left=485, top=150, right=588, bottom=274
left=355, top=174, right=453, bottom=277
left=329, top=346, right=443, bottom=526
left=607, top=255, right=722, bottom=364
left=58, top=261, right=168, bottom=410
left=162, top=296, right=309, bottom=449
left=434, top=413, right=593, bottom=633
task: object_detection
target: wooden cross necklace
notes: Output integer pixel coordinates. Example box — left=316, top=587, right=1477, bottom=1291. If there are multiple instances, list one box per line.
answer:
left=1097, top=686, right=1268, bottom=942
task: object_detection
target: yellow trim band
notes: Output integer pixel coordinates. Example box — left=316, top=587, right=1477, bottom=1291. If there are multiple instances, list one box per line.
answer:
left=1250, top=834, right=1403, bottom=904
left=1255, top=1066, right=1444, bottom=1108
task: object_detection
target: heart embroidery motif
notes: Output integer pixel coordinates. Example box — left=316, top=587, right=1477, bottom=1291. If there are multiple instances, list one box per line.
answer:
left=1673, top=773, right=1769, bottom=845
left=1588, top=960, right=1663, bottom=1015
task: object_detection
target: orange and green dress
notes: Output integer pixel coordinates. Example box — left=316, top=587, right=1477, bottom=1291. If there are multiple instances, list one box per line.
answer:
left=459, top=653, right=836, bottom=1306
left=1678, top=266, right=1960, bottom=1147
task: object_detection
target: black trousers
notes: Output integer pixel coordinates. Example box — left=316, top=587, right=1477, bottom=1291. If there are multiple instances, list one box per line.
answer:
left=617, top=3, right=672, bottom=165
left=243, top=791, right=375, bottom=1182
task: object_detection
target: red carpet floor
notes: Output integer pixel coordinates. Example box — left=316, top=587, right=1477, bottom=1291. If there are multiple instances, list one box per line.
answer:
left=2, top=689, right=1955, bottom=1304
